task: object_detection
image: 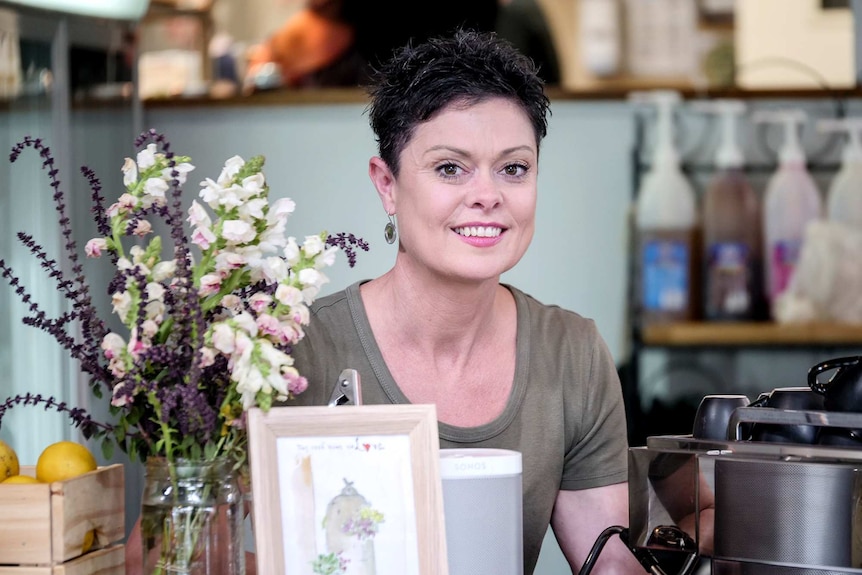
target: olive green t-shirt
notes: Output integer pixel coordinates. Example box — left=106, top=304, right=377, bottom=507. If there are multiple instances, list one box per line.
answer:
left=291, top=281, right=629, bottom=574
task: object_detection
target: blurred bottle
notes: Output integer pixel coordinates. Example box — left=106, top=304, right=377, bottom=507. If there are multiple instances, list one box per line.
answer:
left=754, top=109, right=823, bottom=318
left=819, top=117, right=862, bottom=228
left=632, top=90, right=700, bottom=325
left=579, top=0, right=621, bottom=77
left=693, top=99, right=763, bottom=321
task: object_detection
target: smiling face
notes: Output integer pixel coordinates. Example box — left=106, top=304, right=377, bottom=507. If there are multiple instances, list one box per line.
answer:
left=369, top=97, right=538, bottom=284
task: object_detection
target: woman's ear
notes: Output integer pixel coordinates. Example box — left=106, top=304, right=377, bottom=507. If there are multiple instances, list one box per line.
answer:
left=368, top=156, right=396, bottom=214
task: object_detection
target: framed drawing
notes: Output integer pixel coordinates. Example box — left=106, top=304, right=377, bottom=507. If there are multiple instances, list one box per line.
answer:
left=247, top=404, right=449, bottom=575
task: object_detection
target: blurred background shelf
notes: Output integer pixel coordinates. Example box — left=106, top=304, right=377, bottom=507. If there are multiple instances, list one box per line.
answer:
left=641, top=322, right=862, bottom=347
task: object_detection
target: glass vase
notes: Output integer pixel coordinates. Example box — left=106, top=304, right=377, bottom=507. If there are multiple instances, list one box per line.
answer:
left=140, top=457, right=245, bottom=575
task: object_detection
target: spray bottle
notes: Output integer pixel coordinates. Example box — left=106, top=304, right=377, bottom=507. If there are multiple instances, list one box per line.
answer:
left=631, top=90, right=699, bottom=325
left=818, top=117, right=862, bottom=228
left=753, top=109, right=823, bottom=318
left=691, top=99, right=763, bottom=321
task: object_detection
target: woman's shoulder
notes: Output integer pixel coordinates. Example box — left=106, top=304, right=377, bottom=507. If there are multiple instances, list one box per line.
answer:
left=508, top=285, right=598, bottom=332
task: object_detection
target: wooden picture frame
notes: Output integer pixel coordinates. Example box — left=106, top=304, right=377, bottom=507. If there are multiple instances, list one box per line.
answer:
left=247, top=404, right=449, bottom=575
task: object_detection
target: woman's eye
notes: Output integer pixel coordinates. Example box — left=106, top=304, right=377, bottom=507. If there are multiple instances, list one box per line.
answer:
left=503, top=163, right=528, bottom=177
left=438, top=163, right=461, bottom=177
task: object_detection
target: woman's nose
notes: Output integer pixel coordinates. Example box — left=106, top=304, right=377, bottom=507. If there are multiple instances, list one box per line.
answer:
left=467, top=172, right=502, bottom=209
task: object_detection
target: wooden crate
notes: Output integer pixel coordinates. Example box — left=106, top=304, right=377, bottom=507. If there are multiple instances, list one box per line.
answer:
left=0, top=545, right=125, bottom=575
left=0, top=464, right=125, bottom=568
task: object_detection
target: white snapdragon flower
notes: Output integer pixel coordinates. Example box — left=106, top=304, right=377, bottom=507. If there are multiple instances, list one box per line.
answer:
left=111, top=291, right=133, bottom=319
left=137, top=143, right=158, bottom=169
left=257, top=226, right=288, bottom=253
left=316, top=246, right=339, bottom=269
left=240, top=173, right=265, bottom=197
left=233, top=312, right=259, bottom=337
left=298, top=267, right=327, bottom=290
left=222, top=220, right=256, bottom=244
left=211, top=323, right=236, bottom=354
left=217, top=184, right=245, bottom=209
left=283, top=237, right=300, bottom=266
left=122, top=157, right=137, bottom=187
left=268, top=198, right=296, bottom=224
left=218, top=155, right=245, bottom=186
left=199, top=177, right=224, bottom=209
left=151, top=260, right=177, bottom=282
left=238, top=197, right=267, bottom=221
left=303, top=234, right=325, bottom=257
left=260, top=256, right=289, bottom=284
left=161, top=161, right=195, bottom=185
left=199, top=347, right=216, bottom=368
left=274, top=284, right=302, bottom=307
left=130, top=245, right=145, bottom=262
left=144, top=177, right=169, bottom=200
left=236, top=366, right=266, bottom=410
left=144, top=300, right=166, bottom=323
left=146, top=282, right=166, bottom=302
left=141, top=319, right=159, bottom=339
left=187, top=200, right=211, bottom=228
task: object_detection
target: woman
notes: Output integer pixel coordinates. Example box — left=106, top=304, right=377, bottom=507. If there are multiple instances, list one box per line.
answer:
left=292, top=29, right=640, bottom=574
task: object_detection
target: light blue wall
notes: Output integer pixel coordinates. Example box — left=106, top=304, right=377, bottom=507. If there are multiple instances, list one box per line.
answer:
left=142, top=101, right=636, bottom=360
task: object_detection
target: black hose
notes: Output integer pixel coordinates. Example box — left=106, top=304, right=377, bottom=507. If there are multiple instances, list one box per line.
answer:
left=578, top=525, right=700, bottom=575
left=578, top=526, right=627, bottom=575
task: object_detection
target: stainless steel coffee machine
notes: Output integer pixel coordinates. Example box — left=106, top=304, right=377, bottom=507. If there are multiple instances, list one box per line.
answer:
left=582, top=356, right=862, bottom=575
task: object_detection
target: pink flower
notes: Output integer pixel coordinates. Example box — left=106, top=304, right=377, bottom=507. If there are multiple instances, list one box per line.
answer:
left=199, top=273, right=222, bottom=296
left=85, top=238, right=108, bottom=257
left=248, top=293, right=273, bottom=313
left=191, top=226, right=217, bottom=249
left=133, top=220, right=152, bottom=237
left=256, top=314, right=282, bottom=339
left=284, top=371, right=308, bottom=395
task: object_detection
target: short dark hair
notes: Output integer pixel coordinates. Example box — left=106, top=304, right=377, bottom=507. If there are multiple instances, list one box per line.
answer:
left=365, top=28, right=551, bottom=175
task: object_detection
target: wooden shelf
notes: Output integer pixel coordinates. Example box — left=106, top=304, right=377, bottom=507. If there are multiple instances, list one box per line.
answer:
left=641, top=322, right=862, bottom=347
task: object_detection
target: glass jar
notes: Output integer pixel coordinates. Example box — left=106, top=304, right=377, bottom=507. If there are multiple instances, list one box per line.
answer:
left=140, top=457, right=245, bottom=575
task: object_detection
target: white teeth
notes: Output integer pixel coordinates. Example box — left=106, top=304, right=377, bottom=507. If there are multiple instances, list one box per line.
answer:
left=454, top=226, right=502, bottom=238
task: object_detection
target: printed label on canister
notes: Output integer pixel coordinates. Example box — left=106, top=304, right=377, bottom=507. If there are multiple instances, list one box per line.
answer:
left=770, top=239, right=801, bottom=297
left=642, top=239, right=689, bottom=312
left=706, top=242, right=751, bottom=315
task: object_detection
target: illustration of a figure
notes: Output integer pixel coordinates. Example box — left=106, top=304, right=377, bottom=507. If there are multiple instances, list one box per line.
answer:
left=315, top=478, right=385, bottom=575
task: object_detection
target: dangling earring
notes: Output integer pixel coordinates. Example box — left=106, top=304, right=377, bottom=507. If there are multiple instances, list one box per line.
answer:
left=384, top=213, right=397, bottom=245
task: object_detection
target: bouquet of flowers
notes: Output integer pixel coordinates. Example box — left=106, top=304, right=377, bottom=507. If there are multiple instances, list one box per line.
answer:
left=0, top=129, right=367, bottom=572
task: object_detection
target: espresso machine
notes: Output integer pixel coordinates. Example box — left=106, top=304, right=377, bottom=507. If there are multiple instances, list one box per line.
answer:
left=581, top=356, right=862, bottom=575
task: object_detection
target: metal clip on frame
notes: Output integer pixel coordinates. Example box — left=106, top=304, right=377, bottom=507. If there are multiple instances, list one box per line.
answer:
left=327, top=368, right=362, bottom=406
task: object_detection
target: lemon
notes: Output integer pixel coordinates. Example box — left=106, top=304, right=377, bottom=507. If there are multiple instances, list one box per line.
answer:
left=2, top=474, right=40, bottom=484
left=82, top=528, right=96, bottom=553
left=36, top=441, right=97, bottom=483
left=0, top=439, right=19, bottom=481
